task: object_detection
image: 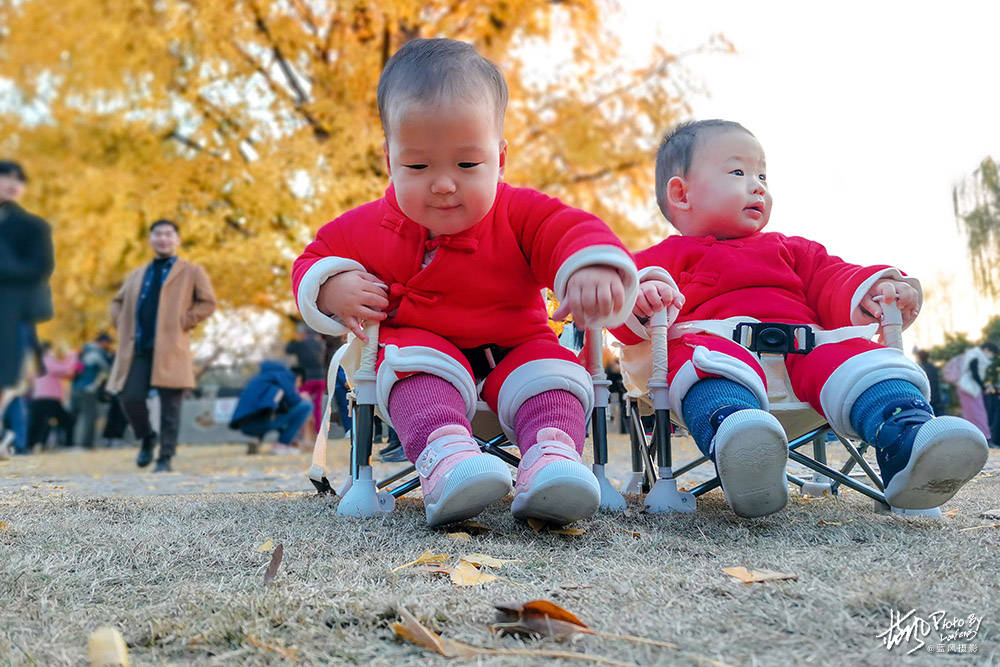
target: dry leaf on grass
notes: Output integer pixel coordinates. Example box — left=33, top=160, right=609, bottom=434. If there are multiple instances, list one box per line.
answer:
left=460, top=553, right=520, bottom=568
left=393, top=607, right=629, bottom=665
left=87, top=626, right=129, bottom=667
left=524, top=518, right=587, bottom=536
left=0, top=521, right=9, bottom=532
left=493, top=600, right=677, bottom=649
left=392, top=550, right=449, bottom=572
left=255, top=539, right=274, bottom=552
left=451, top=560, right=499, bottom=586
left=958, top=523, right=1000, bottom=531
left=263, top=543, right=283, bottom=584
left=943, top=509, right=960, bottom=518
left=446, top=532, right=472, bottom=541
left=493, top=599, right=591, bottom=640
left=817, top=520, right=851, bottom=526
left=456, top=520, right=493, bottom=535
left=246, top=634, right=299, bottom=661
left=722, top=566, right=798, bottom=584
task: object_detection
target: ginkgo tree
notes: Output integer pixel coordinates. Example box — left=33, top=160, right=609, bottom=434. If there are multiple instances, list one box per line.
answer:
left=0, top=0, right=716, bottom=344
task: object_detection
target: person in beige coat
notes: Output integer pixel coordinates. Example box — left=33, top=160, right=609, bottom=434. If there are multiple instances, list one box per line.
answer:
left=107, top=219, right=216, bottom=471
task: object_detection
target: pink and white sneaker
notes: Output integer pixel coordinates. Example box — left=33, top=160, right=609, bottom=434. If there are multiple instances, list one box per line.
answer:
left=511, top=428, right=600, bottom=525
left=416, top=425, right=512, bottom=527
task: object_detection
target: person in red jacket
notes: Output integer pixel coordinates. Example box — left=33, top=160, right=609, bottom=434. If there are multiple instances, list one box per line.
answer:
left=613, top=119, right=988, bottom=518
left=292, top=39, right=638, bottom=527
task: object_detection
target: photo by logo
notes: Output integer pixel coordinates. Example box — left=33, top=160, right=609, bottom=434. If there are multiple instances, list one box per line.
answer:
left=875, top=608, right=984, bottom=656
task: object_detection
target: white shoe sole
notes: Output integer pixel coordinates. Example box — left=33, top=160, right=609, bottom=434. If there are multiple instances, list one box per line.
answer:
left=511, top=460, right=601, bottom=525
left=884, top=416, right=989, bottom=509
left=714, top=410, right=789, bottom=518
left=424, top=455, right=512, bottom=527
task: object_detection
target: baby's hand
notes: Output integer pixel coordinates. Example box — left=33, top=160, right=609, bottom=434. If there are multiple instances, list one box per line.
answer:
left=552, top=266, right=626, bottom=328
left=317, top=270, right=388, bottom=342
left=633, top=279, right=684, bottom=320
left=860, top=279, right=920, bottom=326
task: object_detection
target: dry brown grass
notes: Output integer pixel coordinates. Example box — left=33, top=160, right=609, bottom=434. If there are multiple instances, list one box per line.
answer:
left=1, top=441, right=998, bottom=665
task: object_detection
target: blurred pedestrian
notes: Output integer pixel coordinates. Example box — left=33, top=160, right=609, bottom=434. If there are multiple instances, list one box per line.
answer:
left=0, top=161, right=54, bottom=458
left=27, top=342, right=77, bottom=450
left=285, top=323, right=326, bottom=438
left=229, top=361, right=311, bottom=454
left=106, top=219, right=216, bottom=472
left=69, top=332, right=113, bottom=449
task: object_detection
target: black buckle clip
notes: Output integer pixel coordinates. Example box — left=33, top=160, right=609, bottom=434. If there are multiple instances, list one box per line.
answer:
left=733, top=322, right=815, bottom=355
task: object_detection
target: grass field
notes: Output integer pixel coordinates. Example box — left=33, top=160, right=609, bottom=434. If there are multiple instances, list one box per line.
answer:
left=1, top=438, right=997, bottom=665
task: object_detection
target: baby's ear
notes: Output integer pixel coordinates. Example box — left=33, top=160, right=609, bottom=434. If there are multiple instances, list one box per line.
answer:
left=497, top=139, right=508, bottom=180
left=383, top=141, right=392, bottom=178
left=666, top=176, right=690, bottom=211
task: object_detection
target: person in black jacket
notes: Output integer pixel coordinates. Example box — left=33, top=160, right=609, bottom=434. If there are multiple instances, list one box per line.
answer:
left=229, top=361, right=311, bottom=454
left=0, top=161, right=53, bottom=458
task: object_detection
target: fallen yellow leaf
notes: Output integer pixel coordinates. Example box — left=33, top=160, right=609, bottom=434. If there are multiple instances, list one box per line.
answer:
left=526, top=518, right=546, bottom=532
left=392, top=550, right=450, bottom=573
left=255, top=539, right=274, bottom=553
left=451, top=560, right=498, bottom=586
left=722, top=566, right=798, bottom=584
left=460, top=553, right=520, bottom=568
left=943, top=509, right=959, bottom=518
left=0, top=522, right=9, bottom=531
left=817, top=520, right=843, bottom=526
left=87, top=626, right=130, bottom=667
left=446, top=532, right=472, bottom=541
left=550, top=527, right=586, bottom=536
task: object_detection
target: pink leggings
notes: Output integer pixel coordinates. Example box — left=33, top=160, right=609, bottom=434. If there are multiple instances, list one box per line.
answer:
left=387, top=373, right=586, bottom=462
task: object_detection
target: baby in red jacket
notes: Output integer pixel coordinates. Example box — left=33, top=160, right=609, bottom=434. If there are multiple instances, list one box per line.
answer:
left=293, top=39, right=638, bottom=527
left=613, top=120, right=987, bottom=517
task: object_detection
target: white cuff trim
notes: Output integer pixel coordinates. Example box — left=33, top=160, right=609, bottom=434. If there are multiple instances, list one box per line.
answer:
left=850, top=268, right=922, bottom=328
left=818, top=347, right=929, bottom=438
left=375, top=345, right=478, bottom=426
left=667, top=347, right=770, bottom=426
left=496, top=358, right=594, bottom=443
left=296, top=257, right=367, bottom=336
left=552, top=245, right=639, bottom=328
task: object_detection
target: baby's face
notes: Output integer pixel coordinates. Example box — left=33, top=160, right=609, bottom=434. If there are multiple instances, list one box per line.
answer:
left=384, top=99, right=506, bottom=237
left=673, top=129, right=771, bottom=239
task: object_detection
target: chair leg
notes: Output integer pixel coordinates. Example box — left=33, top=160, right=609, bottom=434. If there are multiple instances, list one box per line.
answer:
left=801, top=431, right=835, bottom=497
left=337, top=404, right=394, bottom=516
left=644, top=408, right=695, bottom=514
left=591, top=404, right=627, bottom=511
left=622, top=401, right=646, bottom=495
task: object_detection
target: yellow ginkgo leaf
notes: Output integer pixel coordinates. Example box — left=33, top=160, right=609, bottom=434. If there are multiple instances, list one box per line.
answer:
left=450, top=560, right=498, bottom=587
left=255, top=539, right=274, bottom=553
left=722, top=566, right=798, bottom=584
left=393, top=550, right=450, bottom=573
left=459, top=553, right=520, bottom=568
left=550, top=527, right=586, bottom=536
left=446, top=532, right=472, bottom=541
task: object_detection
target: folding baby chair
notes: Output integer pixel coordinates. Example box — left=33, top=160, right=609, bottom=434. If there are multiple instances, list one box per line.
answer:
left=306, top=322, right=627, bottom=517
left=620, top=301, right=944, bottom=519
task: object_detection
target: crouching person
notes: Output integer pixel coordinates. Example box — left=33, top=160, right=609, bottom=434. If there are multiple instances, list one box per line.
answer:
left=229, top=361, right=311, bottom=454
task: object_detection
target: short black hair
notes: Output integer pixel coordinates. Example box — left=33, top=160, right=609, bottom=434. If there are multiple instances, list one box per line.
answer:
left=96, top=332, right=113, bottom=344
left=0, top=160, right=27, bottom=183
left=654, top=120, right=753, bottom=220
left=377, top=38, right=508, bottom=136
left=149, top=218, right=179, bottom=234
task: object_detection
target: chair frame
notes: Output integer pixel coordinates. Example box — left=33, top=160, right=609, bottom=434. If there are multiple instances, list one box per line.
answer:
left=625, top=303, right=941, bottom=518
left=311, top=323, right=627, bottom=516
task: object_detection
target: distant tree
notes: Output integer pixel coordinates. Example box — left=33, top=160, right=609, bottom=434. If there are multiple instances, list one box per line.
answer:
left=926, top=331, right=973, bottom=363
left=0, top=0, right=714, bottom=343
left=954, top=156, right=1000, bottom=297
